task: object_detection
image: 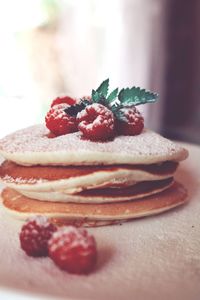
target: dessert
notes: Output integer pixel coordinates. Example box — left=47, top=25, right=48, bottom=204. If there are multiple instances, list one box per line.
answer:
left=20, top=215, right=57, bottom=257
left=48, top=226, right=97, bottom=274
left=19, top=216, right=97, bottom=274
left=0, top=79, right=188, bottom=226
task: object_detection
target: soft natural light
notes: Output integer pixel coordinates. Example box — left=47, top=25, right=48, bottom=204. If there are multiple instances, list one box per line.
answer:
left=0, top=0, right=161, bottom=137
left=0, top=0, right=47, bottom=32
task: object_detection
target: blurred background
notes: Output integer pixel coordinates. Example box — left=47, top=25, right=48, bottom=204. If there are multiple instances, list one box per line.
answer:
left=0, top=0, right=199, bottom=144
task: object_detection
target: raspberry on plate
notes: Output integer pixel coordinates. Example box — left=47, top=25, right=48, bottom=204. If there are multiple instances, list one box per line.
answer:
left=51, top=96, right=76, bottom=107
left=48, top=226, right=97, bottom=274
left=77, top=103, right=115, bottom=141
left=116, top=106, right=144, bottom=136
left=19, top=216, right=57, bottom=257
left=45, top=103, right=78, bottom=136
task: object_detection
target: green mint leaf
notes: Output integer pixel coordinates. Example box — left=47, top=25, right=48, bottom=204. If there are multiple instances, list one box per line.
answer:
left=96, top=78, right=109, bottom=97
left=118, top=87, right=158, bottom=107
left=107, top=88, right=119, bottom=103
left=92, top=90, right=107, bottom=104
left=92, top=89, right=96, bottom=99
left=64, top=100, right=89, bottom=117
left=80, top=99, right=91, bottom=106
left=92, top=89, right=101, bottom=103
left=109, top=102, right=123, bottom=113
left=114, top=109, right=127, bottom=122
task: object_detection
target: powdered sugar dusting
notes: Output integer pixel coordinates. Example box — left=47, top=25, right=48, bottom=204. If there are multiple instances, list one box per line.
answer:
left=121, top=106, right=144, bottom=125
left=77, top=108, right=88, bottom=119
left=2, top=174, right=44, bottom=184
left=25, top=215, right=50, bottom=228
left=49, top=226, right=95, bottom=251
left=0, top=125, right=188, bottom=165
left=0, top=146, right=198, bottom=299
left=77, top=103, right=114, bottom=131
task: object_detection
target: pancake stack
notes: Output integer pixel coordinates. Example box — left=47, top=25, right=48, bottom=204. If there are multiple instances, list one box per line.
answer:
left=0, top=124, right=188, bottom=226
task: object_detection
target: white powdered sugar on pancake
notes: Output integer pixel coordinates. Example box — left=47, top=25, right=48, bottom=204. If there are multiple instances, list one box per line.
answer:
left=0, top=163, right=176, bottom=194
left=0, top=124, right=188, bottom=166
left=2, top=174, right=45, bottom=184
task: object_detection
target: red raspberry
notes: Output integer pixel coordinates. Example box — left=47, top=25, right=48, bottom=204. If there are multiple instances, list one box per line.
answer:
left=45, top=103, right=78, bottom=136
left=51, top=96, right=76, bottom=107
left=116, top=106, right=144, bottom=135
left=19, top=216, right=57, bottom=257
left=77, top=104, right=115, bottom=141
left=48, top=226, right=97, bottom=274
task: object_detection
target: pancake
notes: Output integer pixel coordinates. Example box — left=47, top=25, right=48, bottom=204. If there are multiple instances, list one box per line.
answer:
left=0, top=123, right=189, bottom=227
left=0, top=160, right=178, bottom=193
left=0, top=125, right=188, bottom=166
left=1, top=182, right=187, bottom=227
left=17, top=178, right=174, bottom=203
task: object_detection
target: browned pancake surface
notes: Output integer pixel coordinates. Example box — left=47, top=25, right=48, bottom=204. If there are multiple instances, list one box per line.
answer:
left=1, top=182, right=187, bottom=219
left=0, top=160, right=178, bottom=182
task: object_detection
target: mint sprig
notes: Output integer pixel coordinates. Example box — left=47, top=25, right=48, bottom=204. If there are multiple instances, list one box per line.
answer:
left=114, top=109, right=128, bottom=122
left=96, top=78, right=109, bottom=98
left=118, top=87, right=158, bottom=107
left=91, top=79, right=158, bottom=107
left=107, top=88, right=119, bottom=103
left=65, top=78, right=158, bottom=120
left=91, top=90, right=103, bottom=103
left=64, top=100, right=89, bottom=116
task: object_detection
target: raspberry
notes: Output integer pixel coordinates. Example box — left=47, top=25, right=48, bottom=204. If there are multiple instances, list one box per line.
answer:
left=116, top=106, right=144, bottom=136
left=48, top=226, right=97, bottom=274
left=51, top=96, right=76, bottom=107
left=19, top=216, right=57, bottom=257
left=77, top=104, right=115, bottom=141
left=45, top=103, right=78, bottom=136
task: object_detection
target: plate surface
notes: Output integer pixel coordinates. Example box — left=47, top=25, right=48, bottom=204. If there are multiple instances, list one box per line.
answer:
left=0, top=143, right=200, bottom=300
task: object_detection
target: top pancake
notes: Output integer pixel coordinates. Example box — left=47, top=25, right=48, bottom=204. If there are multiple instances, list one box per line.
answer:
left=0, top=125, right=188, bottom=166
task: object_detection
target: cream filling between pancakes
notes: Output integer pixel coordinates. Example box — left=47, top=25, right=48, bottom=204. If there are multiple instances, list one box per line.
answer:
left=1, top=182, right=187, bottom=222
left=3, top=169, right=174, bottom=194
left=0, top=160, right=178, bottom=194
left=17, top=178, right=174, bottom=203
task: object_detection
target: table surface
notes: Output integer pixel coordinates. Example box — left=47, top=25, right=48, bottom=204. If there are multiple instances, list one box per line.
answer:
left=0, top=142, right=200, bottom=300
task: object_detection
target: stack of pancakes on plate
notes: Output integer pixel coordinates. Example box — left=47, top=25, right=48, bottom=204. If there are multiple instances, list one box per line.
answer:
left=0, top=125, right=188, bottom=226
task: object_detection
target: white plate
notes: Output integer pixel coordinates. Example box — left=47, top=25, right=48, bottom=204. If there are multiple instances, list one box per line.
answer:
left=0, top=143, right=200, bottom=300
